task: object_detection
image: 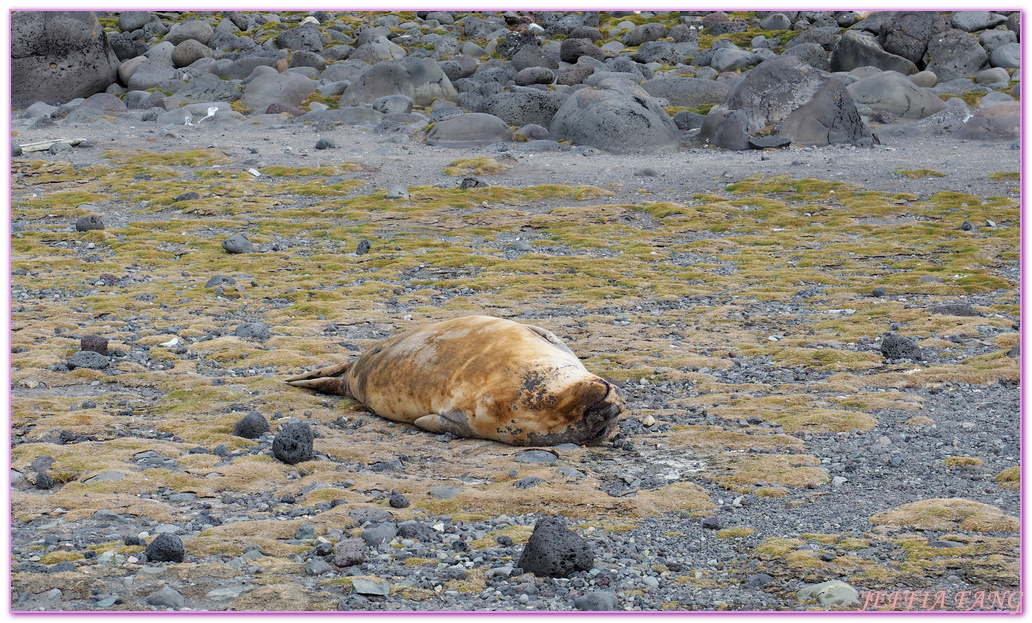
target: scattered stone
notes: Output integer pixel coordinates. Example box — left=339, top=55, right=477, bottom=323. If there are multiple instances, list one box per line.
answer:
left=333, top=538, right=368, bottom=567
left=205, top=275, right=236, bottom=288
left=927, top=304, right=981, bottom=317
left=222, top=232, right=253, bottom=254
left=145, top=586, right=185, bottom=609
left=701, top=516, right=723, bottom=530
left=389, top=491, right=410, bottom=508
left=880, top=334, right=923, bottom=360
left=872, top=286, right=887, bottom=297
left=352, top=579, right=391, bottom=596
left=429, top=486, right=463, bottom=500
left=356, top=239, right=372, bottom=255
left=361, top=522, right=398, bottom=546
left=80, top=335, right=109, bottom=355
left=748, top=573, right=774, bottom=588
left=35, top=473, right=55, bottom=490
left=517, top=515, right=594, bottom=578
left=144, top=533, right=186, bottom=563
left=386, top=186, right=409, bottom=199
left=272, top=421, right=315, bottom=465
left=295, top=523, right=316, bottom=540
left=233, top=411, right=269, bottom=439
left=513, top=450, right=557, bottom=464
left=314, top=137, right=336, bottom=150
left=305, top=559, right=333, bottom=575
left=549, top=80, right=679, bottom=154
left=233, top=323, right=271, bottom=340
left=67, top=350, right=110, bottom=370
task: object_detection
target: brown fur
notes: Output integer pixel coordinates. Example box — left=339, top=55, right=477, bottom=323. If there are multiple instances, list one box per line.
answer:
left=285, top=316, right=624, bottom=445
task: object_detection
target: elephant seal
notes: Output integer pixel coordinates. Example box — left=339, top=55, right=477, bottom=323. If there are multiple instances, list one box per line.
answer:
left=285, top=315, right=624, bottom=446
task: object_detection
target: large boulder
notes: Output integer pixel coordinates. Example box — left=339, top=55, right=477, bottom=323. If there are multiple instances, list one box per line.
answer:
left=954, top=101, right=1019, bottom=140
left=700, top=55, right=874, bottom=150
left=829, top=30, right=918, bottom=74
left=241, top=72, right=316, bottom=111
left=846, top=71, right=947, bottom=118
left=425, top=113, right=512, bottom=147
left=517, top=516, right=594, bottom=578
left=11, top=11, right=120, bottom=108
left=923, top=29, right=989, bottom=81
left=641, top=76, right=730, bottom=109
left=475, top=88, right=568, bottom=128
left=342, top=58, right=457, bottom=107
left=878, top=11, right=947, bottom=66
left=164, top=19, right=214, bottom=46
left=548, top=78, right=680, bottom=154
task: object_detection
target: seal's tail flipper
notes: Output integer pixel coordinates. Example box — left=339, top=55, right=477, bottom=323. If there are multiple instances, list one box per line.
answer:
left=284, top=362, right=352, bottom=395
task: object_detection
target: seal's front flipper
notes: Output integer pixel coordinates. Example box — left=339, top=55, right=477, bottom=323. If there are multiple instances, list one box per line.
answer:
left=413, top=410, right=474, bottom=438
left=284, top=362, right=352, bottom=396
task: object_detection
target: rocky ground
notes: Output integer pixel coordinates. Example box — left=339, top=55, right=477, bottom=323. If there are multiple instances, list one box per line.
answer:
left=8, top=9, right=1022, bottom=614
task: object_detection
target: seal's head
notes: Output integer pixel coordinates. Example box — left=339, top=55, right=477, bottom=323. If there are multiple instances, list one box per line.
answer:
left=519, top=375, right=625, bottom=447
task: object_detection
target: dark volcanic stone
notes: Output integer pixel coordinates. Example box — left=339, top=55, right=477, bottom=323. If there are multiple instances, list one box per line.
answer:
left=927, top=304, right=981, bottom=317
left=397, top=520, right=436, bottom=542
left=356, top=238, right=371, bottom=255
left=701, top=516, right=723, bottom=530
left=35, top=473, right=55, bottom=490
left=389, top=491, right=410, bottom=508
left=67, top=350, right=110, bottom=370
left=272, top=421, right=314, bottom=465
left=173, top=191, right=200, bottom=202
left=80, top=335, right=109, bottom=355
left=144, top=533, right=185, bottom=563
left=333, top=538, right=367, bottom=567
left=233, top=411, right=269, bottom=439
left=75, top=215, right=105, bottom=232
left=233, top=323, right=271, bottom=340
left=575, top=591, right=619, bottom=611
left=880, top=333, right=923, bottom=360
left=517, top=515, right=594, bottom=578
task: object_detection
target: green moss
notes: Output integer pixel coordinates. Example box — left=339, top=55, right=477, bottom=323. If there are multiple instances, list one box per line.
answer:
left=104, top=150, right=232, bottom=167
left=989, top=171, right=1020, bottom=181
left=896, top=169, right=946, bottom=179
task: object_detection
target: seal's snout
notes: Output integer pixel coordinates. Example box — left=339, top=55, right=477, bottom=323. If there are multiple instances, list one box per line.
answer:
left=580, top=380, right=624, bottom=445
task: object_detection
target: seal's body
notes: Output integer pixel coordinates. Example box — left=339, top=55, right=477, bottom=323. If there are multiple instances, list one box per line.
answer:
left=285, top=316, right=623, bottom=446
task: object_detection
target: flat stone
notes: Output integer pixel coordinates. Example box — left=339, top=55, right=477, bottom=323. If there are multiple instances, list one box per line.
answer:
left=513, top=450, right=557, bottom=464
left=85, top=471, right=126, bottom=483
left=352, top=579, right=391, bottom=596
left=206, top=586, right=250, bottom=600
left=429, top=486, right=463, bottom=500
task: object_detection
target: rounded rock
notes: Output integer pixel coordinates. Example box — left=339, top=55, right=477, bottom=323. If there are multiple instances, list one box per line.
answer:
left=233, top=411, right=269, bottom=439
left=144, top=533, right=186, bottom=563
left=272, top=421, right=314, bottom=465
left=222, top=232, right=253, bottom=254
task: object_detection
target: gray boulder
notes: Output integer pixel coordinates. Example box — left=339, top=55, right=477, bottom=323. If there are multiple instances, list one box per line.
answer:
left=641, top=76, right=729, bottom=109
left=145, top=586, right=185, bottom=610
left=701, top=55, right=874, bottom=149
left=68, top=351, right=110, bottom=370
left=233, top=411, right=269, bottom=439
left=275, top=25, right=326, bottom=51
left=622, top=22, right=667, bottom=46
left=171, top=39, right=212, bottom=68
left=560, top=38, right=605, bottom=64
left=634, top=41, right=690, bottom=66
left=426, top=113, right=512, bottom=147
left=333, top=538, right=367, bottom=567
left=350, top=36, right=407, bottom=64
left=165, top=19, right=214, bottom=46
left=846, top=70, right=947, bottom=118
left=438, top=55, right=477, bottom=82
left=951, top=11, right=1007, bottom=33
left=879, top=11, right=947, bottom=65
left=241, top=72, right=315, bottom=111
left=549, top=79, right=679, bottom=154
left=11, top=11, right=120, bottom=108
left=990, top=43, right=1020, bottom=69
left=222, top=232, right=253, bottom=254
left=372, top=94, right=413, bottom=115
left=176, top=74, right=241, bottom=103
left=511, top=44, right=559, bottom=72
left=798, top=580, right=860, bottom=607
left=760, top=13, right=792, bottom=31
left=924, top=29, right=988, bottom=81
left=517, top=516, right=594, bottom=578
left=321, top=59, right=371, bottom=83
left=710, top=47, right=759, bottom=72
left=475, top=89, right=567, bottom=128
left=126, top=56, right=176, bottom=91
left=118, top=11, right=156, bottom=32
left=979, top=29, right=1017, bottom=56
left=955, top=101, right=1019, bottom=140
left=575, top=591, right=619, bottom=611
left=829, top=30, right=918, bottom=74
left=782, top=43, right=830, bottom=71
left=342, top=58, right=456, bottom=107
left=514, top=67, right=555, bottom=86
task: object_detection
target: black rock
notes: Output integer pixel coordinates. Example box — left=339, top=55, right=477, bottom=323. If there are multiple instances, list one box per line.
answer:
left=13, top=143, right=23, bottom=157
left=48, top=561, right=77, bottom=573
left=213, top=444, right=231, bottom=459
left=35, top=473, right=55, bottom=490
left=388, top=491, right=410, bottom=508
left=747, top=572, right=773, bottom=588
left=397, top=520, right=436, bottom=542
left=926, top=304, right=981, bottom=317
left=749, top=136, right=792, bottom=149
left=496, top=535, right=514, bottom=547
left=701, top=516, right=723, bottom=530
left=75, top=214, right=105, bottom=232
left=355, top=238, right=372, bottom=255
left=517, top=515, right=594, bottom=578
left=233, top=323, right=271, bottom=340
left=80, top=334, right=109, bottom=355
left=173, top=191, right=200, bottom=202
left=67, top=350, right=110, bottom=370
left=880, top=333, right=923, bottom=360
left=961, top=220, right=974, bottom=231
left=872, top=286, right=887, bottom=297
left=144, top=533, right=185, bottom=563
left=272, top=421, right=314, bottom=464
left=124, top=535, right=143, bottom=546
left=514, top=477, right=545, bottom=489
left=460, top=176, right=487, bottom=189
left=205, top=275, right=236, bottom=288
left=233, top=411, right=269, bottom=439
